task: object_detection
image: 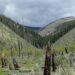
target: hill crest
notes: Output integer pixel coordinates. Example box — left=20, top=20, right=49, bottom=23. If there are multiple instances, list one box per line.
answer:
left=39, top=16, right=75, bottom=36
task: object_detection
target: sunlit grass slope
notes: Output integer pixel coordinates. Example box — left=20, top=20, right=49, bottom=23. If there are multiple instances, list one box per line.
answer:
left=53, top=28, right=75, bottom=52
left=0, top=22, right=44, bottom=70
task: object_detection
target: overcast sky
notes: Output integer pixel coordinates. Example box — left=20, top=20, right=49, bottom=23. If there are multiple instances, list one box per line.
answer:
left=0, top=0, right=75, bottom=27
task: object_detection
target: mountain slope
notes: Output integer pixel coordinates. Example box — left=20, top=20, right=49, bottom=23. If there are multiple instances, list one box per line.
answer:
left=0, top=22, right=44, bottom=75
left=39, top=16, right=75, bottom=36
left=0, top=22, right=43, bottom=57
left=0, top=15, right=41, bottom=47
left=37, top=19, right=75, bottom=48
left=53, top=27, right=75, bottom=52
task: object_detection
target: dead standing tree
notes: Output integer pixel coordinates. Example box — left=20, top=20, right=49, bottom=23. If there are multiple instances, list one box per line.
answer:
left=18, top=39, right=21, bottom=57
left=18, top=39, right=22, bottom=57
left=43, top=44, right=57, bottom=75
left=44, top=45, right=52, bottom=75
left=52, top=51, right=56, bottom=72
left=1, top=53, right=7, bottom=68
left=65, top=47, right=68, bottom=54
left=10, top=47, right=20, bottom=70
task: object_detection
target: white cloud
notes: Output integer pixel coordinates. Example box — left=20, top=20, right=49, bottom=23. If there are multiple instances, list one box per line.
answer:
left=0, top=0, right=75, bottom=27
left=4, top=4, right=16, bottom=17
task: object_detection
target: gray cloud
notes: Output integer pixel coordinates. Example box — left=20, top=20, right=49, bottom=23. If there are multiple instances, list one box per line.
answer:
left=0, top=0, right=75, bottom=27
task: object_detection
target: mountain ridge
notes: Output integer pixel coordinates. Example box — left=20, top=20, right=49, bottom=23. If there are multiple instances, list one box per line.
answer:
left=39, top=16, right=75, bottom=36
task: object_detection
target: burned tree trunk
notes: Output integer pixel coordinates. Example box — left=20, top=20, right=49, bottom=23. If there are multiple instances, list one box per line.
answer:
left=65, top=48, right=68, bottom=54
left=12, top=57, right=20, bottom=70
left=18, top=40, right=21, bottom=57
left=44, top=45, right=52, bottom=75
left=52, top=52, right=56, bottom=72
left=1, top=53, right=7, bottom=68
left=10, top=47, right=20, bottom=70
left=18, top=40, right=22, bottom=57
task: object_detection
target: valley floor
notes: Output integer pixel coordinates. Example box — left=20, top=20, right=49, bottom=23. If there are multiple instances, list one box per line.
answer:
left=1, top=53, right=75, bottom=75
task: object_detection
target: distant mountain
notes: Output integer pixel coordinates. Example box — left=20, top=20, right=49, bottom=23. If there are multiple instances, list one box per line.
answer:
left=25, top=26, right=41, bottom=32
left=39, top=16, right=75, bottom=36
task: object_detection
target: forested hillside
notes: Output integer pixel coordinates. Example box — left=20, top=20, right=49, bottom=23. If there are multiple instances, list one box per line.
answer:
left=39, top=16, right=75, bottom=36
left=34, top=20, right=75, bottom=48
left=0, top=21, right=43, bottom=55
left=0, top=15, right=42, bottom=48
left=43, top=20, right=75, bottom=45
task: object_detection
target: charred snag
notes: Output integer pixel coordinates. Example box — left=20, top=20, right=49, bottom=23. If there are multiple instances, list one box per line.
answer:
left=52, top=52, right=56, bottom=72
left=44, top=45, right=52, bottom=75
left=1, top=53, right=7, bottom=68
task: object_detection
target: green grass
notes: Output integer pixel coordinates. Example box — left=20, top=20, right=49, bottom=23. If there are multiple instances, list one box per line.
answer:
left=52, top=28, right=75, bottom=52
left=0, top=22, right=44, bottom=74
left=0, top=68, right=8, bottom=75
